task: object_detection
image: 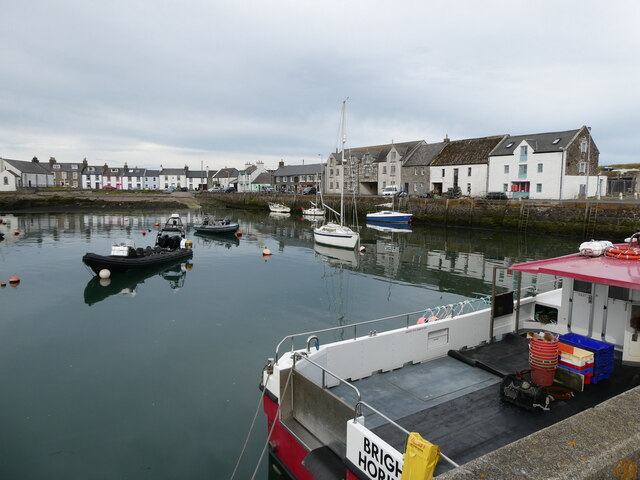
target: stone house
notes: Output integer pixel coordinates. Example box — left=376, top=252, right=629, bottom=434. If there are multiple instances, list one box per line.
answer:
left=272, top=162, right=323, bottom=193
left=401, top=142, right=447, bottom=196
left=47, top=157, right=85, bottom=188
left=487, top=126, right=602, bottom=199
left=430, top=135, right=506, bottom=197
left=325, top=141, right=424, bottom=196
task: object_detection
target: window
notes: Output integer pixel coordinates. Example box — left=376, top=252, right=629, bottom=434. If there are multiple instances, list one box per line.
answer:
left=111, top=168, right=118, bottom=172
left=382, top=166, right=387, bottom=174
left=390, top=165, right=395, bottom=176
left=552, top=138, right=560, bottom=145
left=579, top=162, right=586, bottom=174
left=61, top=172, right=67, bottom=179
left=503, top=183, right=508, bottom=192
left=72, top=172, right=78, bottom=179
left=421, top=167, right=425, bottom=175
left=330, top=182, right=333, bottom=189
left=442, top=169, right=445, bottom=177
left=364, top=166, right=371, bottom=176
left=504, top=165, right=509, bottom=174
left=414, top=167, right=418, bottom=175
left=336, top=182, right=339, bottom=189
left=573, top=280, right=592, bottom=294
left=609, top=286, right=630, bottom=301
left=536, top=183, right=542, bottom=193
left=72, top=165, right=78, bottom=170
left=537, top=163, right=543, bottom=173
left=506, top=142, right=514, bottom=148
left=88, top=167, right=95, bottom=172
left=390, top=152, right=396, bottom=161
left=53, top=164, right=60, bottom=169
left=580, top=140, right=588, bottom=153
left=3, top=177, right=7, bottom=185
left=413, top=183, right=418, bottom=191
left=520, top=145, right=528, bottom=155
left=468, top=167, right=472, bottom=176
left=519, top=164, right=527, bottom=175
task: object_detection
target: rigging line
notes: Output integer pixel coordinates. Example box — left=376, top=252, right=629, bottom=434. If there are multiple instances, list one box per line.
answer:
left=229, top=368, right=272, bottom=480
left=249, top=366, right=294, bottom=480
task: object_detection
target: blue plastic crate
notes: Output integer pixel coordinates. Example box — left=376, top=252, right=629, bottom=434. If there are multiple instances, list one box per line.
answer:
left=559, top=333, right=614, bottom=355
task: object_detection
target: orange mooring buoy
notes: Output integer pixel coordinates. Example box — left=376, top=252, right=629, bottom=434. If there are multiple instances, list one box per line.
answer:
left=14, top=230, right=19, bottom=236
left=9, top=276, right=20, bottom=286
left=236, top=231, right=243, bottom=237
left=154, top=222, right=160, bottom=227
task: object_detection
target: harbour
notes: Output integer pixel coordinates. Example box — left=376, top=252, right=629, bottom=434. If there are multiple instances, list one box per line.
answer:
left=0, top=209, right=580, bottom=479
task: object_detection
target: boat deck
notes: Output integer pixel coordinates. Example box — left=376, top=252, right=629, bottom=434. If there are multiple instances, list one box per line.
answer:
left=330, top=333, right=640, bottom=476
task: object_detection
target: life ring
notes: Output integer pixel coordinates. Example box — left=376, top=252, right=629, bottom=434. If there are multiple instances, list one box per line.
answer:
left=605, top=246, right=640, bottom=260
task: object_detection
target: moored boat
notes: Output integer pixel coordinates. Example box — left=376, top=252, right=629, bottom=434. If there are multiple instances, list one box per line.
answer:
left=269, top=203, right=291, bottom=213
left=193, top=216, right=239, bottom=235
left=261, top=234, right=640, bottom=479
left=314, top=100, right=359, bottom=250
left=82, top=213, right=193, bottom=275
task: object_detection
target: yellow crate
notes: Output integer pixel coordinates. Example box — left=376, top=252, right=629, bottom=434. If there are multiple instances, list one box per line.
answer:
left=559, top=345, right=594, bottom=363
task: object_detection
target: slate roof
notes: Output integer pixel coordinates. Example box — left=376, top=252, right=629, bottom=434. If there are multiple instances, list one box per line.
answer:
left=337, top=140, right=423, bottom=164
left=214, top=167, right=239, bottom=178
left=252, top=172, right=273, bottom=184
left=145, top=169, right=160, bottom=177
left=122, top=168, right=146, bottom=177
left=46, top=162, right=84, bottom=172
left=3, top=158, right=52, bottom=174
left=403, top=142, right=447, bottom=167
left=83, top=165, right=106, bottom=174
left=430, top=135, right=506, bottom=166
left=186, top=170, right=206, bottom=178
left=490, top=128, right=581, bottom=156
left=160, top=168, right=185, bottom=176
left=272, top=163, right=323, bottom=176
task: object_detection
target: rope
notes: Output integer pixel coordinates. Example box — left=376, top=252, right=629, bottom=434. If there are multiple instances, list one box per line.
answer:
left=229, top=367, right=271, bottom=480
left=249, top=366, right=294, bottom=480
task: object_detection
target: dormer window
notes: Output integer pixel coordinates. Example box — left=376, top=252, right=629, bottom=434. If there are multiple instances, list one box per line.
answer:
left=111, top=168, right=118, bottom=172
left=71, top=165, right=78, bottom=169
left=53, top=164, right=60, bottom=169
left=88, top=167, right=95, bottom=172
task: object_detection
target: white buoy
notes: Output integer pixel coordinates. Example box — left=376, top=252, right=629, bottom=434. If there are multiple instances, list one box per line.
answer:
left=358, top=246, right=366, bottom=254
left=99, top=269, right=111, bottom=279
left=99, top=278, right=111, bottom=287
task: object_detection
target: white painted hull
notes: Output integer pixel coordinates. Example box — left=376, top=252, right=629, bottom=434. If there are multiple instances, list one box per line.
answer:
left=269, top=203, right=291, bottom=213
left=313, top=223, right=359, bottom=249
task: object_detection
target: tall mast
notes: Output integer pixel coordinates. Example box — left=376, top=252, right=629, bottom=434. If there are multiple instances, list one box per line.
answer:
left=340, top=99, right=347, bottom=226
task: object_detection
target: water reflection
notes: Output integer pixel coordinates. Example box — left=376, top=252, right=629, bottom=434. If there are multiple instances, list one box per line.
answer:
left=83, top=260, right=192, bottom=305
left=366, top=221, right=412, bottom=233
left=193, top=231, right=240, bottom=248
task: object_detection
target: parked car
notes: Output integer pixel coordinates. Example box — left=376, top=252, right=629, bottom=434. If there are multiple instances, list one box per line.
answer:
left=179, top=187, right=188, bottom=192
left=382, top=186, right=399, bottom=197
left=224, top=186, right=237, bottom=193
left=261, top=186, right=275, bottom=193
left=103, top=185, right=116, bottom=190
left=162, top=186, right=175, bottom=194
left=302, top=186, right=316, bottom=195
left=208, top=186, right=223, bottom=192
left=485, top=191, right=508, bottom=200
left=395, top=190, right=408, bottom=197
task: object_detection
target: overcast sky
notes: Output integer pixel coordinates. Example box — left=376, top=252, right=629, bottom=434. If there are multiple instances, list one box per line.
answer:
left=1, top=1, right=638, bottom=171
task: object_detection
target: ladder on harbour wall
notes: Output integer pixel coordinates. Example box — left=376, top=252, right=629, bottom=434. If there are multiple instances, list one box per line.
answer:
left=519, top=204, right=530, bottom=232
left=584, top=203, right=599, bottom=239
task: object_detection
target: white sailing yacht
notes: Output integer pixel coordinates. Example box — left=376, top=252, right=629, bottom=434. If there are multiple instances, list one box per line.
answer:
left=313, top=100, right=360, bottom=250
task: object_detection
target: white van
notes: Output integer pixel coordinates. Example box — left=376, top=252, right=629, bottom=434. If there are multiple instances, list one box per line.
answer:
left=382, top=186, right=398, bottom=196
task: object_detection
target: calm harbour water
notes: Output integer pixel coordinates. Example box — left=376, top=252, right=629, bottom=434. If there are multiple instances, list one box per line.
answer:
left=0, top=209, right=578, bottom=479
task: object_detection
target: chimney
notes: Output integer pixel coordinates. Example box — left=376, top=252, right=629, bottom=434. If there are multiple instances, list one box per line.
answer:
left=82, top=157, right=88, bottom=168
left=49, top=157, right=56, bottom=165
left=124, top=162, right=128, bottom=169
left=184, top=165, right=189, bottom=172
left=32, top=156, right=39, bottom=163
left=444, top=134, right=450, bottom=143
left=279, top=160, right=285, bottom=167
